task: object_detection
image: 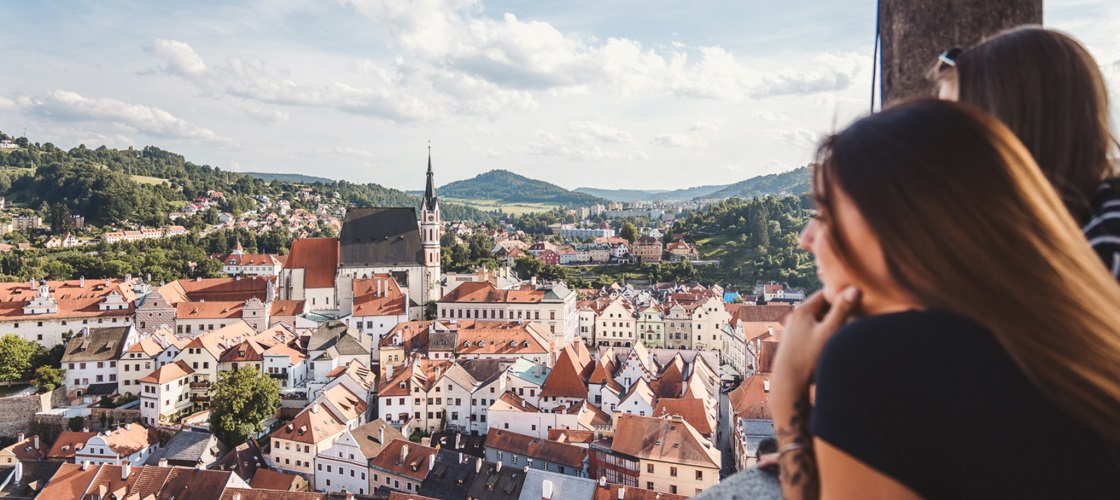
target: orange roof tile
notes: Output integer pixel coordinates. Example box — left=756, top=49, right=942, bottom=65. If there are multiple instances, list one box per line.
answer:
left=127, top=337, right=165, bottom=357
left=47, top=431, right=97, bottom=459
left=37, top=462, right=101, bottom=499
left=610, top=414, right=719, bottom=469
left=249, top=468, right=301, bottom=491
left=653, top=398, right=714, bottom=436
left=368, top=439, right=437, bottom=481
left=269, top=404, right=346, bottom=445
left=284, top=238, right=339, bottom=289
left=139, top=360, right=194, bottom=384
left=484, top=429, right=588, bottom=468
left=0, top=279, right=136, bottom=321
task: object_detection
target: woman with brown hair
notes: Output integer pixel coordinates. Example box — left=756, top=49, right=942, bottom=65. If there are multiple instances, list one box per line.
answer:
left=934, top=27, right=1120, bottom=277
left=771, top=100, right=1120, bottom=499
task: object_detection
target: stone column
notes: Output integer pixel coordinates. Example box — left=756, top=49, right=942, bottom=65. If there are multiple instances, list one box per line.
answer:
left=879, top=0, right=1042, bottom=105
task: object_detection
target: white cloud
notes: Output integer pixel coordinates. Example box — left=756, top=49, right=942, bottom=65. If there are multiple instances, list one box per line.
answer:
left=525, top=128, right=646, bottom=161
left=751, top=52, right=864, bottom=98
left=19, top=90, right=231, bottom=146
left=756, top=110, right=790, bottom=122
left=762, top=128, right=820, bottom=149
left=650, top=133, right=707, bottom=148
left=147, top=39, right=208, bottom=78
left=244, top=106, right=290, bottom=125
left=689, top=119, right=725, bottom=131
left=568, top=120, right=633, bottom=143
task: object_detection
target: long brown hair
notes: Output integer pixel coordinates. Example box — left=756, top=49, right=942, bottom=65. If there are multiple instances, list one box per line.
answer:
left=814, top=99, right=1120, bottom=444
left=941, top=26, right=1117, bottom=221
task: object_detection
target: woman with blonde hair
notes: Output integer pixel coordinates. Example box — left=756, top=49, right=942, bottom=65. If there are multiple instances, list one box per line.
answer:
left=934, top=26, right=1120, bottom=276
left=772, top=100, right=1120, bottom=499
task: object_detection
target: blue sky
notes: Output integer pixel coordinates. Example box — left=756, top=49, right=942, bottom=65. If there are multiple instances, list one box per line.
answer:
left=0, top=1, right=1116, bottom=192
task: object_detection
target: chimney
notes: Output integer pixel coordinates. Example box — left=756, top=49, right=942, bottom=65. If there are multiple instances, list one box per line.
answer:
left=435, top=366, right=441, bottom=379
left=496, top=461, right=502, bottom=472
left=82, top=327, right=90, bottom=337
left=158, top=458, right=168, bottom=467
left=80, top=276, right=85, bottom=288
left=312, top=404, right=320, bottom=414
left=232, top=494, right=242, bottom=500
left=83, top=427, right=89, bottom=433
left=455, top=433, right=461, bottom=449
left=378, top=426, right=385, bottom=444
left=16, top=432, right=23, bottom=443
left=28, top=278, right=34, bottom=291
left=401, top=445, right=409, bottom=464
left=476, top=458, right=483, bottom=473
left=122, top=462, right=131, bottom=480
left=345, top=494, right=355, bottom=500
left=386, top=364, right=394, bottom=380
left=531, top=276, right=537, bottom=286
left=599, top=477, right=607, bottom=488
left=81, top=461, right=90, bottom=471
left=13, top=461, right=22, bottom=485
left=763, top=378, right=770, bottom=393
left=124, top=423, right=131, bottom=431
left=542, top=480, right=554, bottom=499
left=429, top=452, right=436, bottom=471
left=619, top=487, right=627, bottom=500
left=34, top=435, right=39, bottom=450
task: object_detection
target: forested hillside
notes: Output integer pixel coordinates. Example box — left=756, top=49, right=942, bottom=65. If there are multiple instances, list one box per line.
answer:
left=703, top=166, right=812, bottom=199
left=440, top=169, right=608, bottom=206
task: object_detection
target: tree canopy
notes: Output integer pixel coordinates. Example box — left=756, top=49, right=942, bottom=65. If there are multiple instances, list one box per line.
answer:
left=209, top=365, right=281, bottom=447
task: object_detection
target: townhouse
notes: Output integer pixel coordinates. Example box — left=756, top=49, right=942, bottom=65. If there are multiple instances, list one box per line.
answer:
left=0, top=277, right=139, bottom=347
left=213, top=241, right=286, bottom=276
left=134, top=277, right=276, bottom=336
left=74, top=423, right=160, bottom=466
left=437, top=281, right=578, bottom=346
left=441, top=358, right=505, bottom=434
left=484, top=429, right=589, bottom=477
left=630, top=236, right=663, bottom=262
left=313, top=419, right=404, bottom=495
left=60, top=325, right=138, bottom=400
left=367, top=439, right=437, bottom=494
left=139, top=360, right=194, bottom=425
left=590, top=414, right=719, bottom=497
left=269, top=403, right=348, bottom=482
left=118, top=335, right=165, bottom=396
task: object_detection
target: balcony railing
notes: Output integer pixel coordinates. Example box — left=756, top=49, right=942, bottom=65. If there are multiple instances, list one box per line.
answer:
left=190, top=381, right=211, bottom=390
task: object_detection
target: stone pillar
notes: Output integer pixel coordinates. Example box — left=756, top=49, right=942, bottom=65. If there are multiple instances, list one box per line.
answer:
left=879, top=0, right=1042, bottom=105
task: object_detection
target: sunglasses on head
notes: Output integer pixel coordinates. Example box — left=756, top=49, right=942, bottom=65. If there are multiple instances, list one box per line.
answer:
left=938, top=48, right=963, bottom=71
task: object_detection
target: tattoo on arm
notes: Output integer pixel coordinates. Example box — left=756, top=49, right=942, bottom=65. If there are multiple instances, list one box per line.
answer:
left=777, top=394, right=819, bottom=499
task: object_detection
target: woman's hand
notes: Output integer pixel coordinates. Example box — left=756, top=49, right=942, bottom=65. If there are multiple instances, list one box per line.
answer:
left=771, top=286, right=860, bottom=500
left=774, top=287, right=861, bottom=387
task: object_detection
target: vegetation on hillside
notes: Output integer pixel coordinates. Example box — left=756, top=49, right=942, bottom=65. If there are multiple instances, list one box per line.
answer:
left=703, top=166, right=811, bottom=199
left=440, top=169, right=609, bottom=206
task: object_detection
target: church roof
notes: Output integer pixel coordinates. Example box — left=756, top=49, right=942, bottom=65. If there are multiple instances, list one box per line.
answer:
left=339, top=207, right=425, bottom=267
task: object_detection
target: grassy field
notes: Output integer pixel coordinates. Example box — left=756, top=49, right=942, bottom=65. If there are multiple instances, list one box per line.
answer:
left=130, top=174, right=171, bottom=186
left=442, top=197, right=560, bottom=215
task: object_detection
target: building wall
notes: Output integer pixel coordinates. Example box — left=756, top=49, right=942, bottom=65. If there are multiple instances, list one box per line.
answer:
left=64, top=360, right=118, bottom=398
left=1, top=315, right=133, bottom=348
left=314, top=438, right=371, bottom=495
left=639, top=460, right=719, bottom=498
left=486, top=409, right=580, bottom=440
left=118, top=352, right=157, bottom=396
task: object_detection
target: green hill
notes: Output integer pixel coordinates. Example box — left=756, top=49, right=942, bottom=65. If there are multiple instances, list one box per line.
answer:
left=703, top=166, right=812, bottom=200
left=440, top=169, right=609, bottom=206
left=572, top=188, right=661, bottom=203
left=243, top=172, right=335, bottom=184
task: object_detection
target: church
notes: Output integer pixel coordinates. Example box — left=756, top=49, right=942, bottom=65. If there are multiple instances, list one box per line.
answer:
left=280, top=152, right=443, bottom=322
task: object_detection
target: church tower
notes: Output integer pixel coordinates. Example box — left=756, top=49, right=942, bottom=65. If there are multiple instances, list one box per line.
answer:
left=420, top=147, right=442, bottom=305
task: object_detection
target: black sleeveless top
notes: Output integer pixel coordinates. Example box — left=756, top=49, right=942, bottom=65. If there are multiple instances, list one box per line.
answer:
left=811, top=310, right=1120, bottom=499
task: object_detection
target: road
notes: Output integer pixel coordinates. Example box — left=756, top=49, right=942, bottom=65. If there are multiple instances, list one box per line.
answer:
left=718, top=384, right=733, bottom=477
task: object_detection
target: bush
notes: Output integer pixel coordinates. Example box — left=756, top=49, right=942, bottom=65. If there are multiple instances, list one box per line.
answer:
left=68, top=416, right=85, bottom=432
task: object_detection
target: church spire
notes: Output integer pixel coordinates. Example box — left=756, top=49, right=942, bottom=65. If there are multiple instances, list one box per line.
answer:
left=423, top=143, right=437, bottom=211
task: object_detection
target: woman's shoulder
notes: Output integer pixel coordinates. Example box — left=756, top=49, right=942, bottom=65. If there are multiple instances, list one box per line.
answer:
left=826, top=310, right=987, bottom=355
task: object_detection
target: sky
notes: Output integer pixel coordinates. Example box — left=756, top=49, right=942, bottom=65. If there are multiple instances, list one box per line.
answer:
left=0, top=1, right=1117, bottom=192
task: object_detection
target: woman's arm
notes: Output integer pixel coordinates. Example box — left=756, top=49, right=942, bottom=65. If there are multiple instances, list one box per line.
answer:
left=815, top=438, right=921, bottom=500
left=771, top=288, right=861, bottom=499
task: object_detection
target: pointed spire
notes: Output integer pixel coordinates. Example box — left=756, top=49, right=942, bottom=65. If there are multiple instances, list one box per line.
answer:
left=423, top=143, right=438, bottom=211
left=232, top=240, right=244, bottom=255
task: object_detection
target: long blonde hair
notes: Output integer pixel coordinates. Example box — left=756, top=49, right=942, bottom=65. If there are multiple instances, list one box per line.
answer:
left=815, top=99, right=1120, bottom=443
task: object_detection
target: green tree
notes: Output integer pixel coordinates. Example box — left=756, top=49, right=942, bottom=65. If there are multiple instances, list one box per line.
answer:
left=49, top=202, right=73, bottom=235
left=209, top=366, right=281, bottom=447
left=0, top=334, right=40, bottom=382
left=620, top=222, right=639, bottom=244
left=33, top=365, right=65, bottom=392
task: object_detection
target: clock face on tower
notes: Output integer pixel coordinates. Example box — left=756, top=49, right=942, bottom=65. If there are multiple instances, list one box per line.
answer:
left=427, top=215, right=434, bottom=222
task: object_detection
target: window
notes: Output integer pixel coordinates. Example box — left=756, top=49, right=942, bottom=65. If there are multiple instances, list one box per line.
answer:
left=670, top=467, right=678, bottom=477
left=647, top=482, right=654, bottom=490
left=670, top=485, right=678, bottom=495
left=647, top=464, right=654, bottom=473
left=696, top=470, right=703, bottom=480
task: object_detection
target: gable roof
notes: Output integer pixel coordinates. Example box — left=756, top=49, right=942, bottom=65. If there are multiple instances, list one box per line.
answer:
left=61, top=327, right=132, bottom=363
left=127, top=336, right=165, bottom=357
left=653, top=398, right=714, bottom=437
left=368, top=439, right=438, bottom=480
left=138, top=360, right=194, bottom=384
left=213, top=439, right=265, bottom=482
left=339, top=207, right=424, bottom=267
left=0, top=279, right=137, bottom=321
left=47, top=431, right=97, bottom=459
left=484, top=430, right=588, bottom=468
left=269, top=404, right=346, bottom=445
left=610, top=414, right=719, bottom=469
left=155, top=467, right=236, bottom=500
left=284, top=238, right=339, bottom=289
left=249, top=468, right=301, bottom=491
left=347, top=419, right=406, bottom=459
left=540, top=342, right=592, bottom=399
left=162, top=430, right=228, bottom=465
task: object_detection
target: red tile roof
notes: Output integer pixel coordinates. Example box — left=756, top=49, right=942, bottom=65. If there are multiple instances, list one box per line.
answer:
left=36, top=463, right=101, bottom=499
left=368, top=439, right=438, bottom=481
left=729, top=374, right=772, bottom=420
left=353, top=275, right=407, bottom=316
left=269, top=404, right=346, bottom=445
left=484, top=429, right=588, bottom=468
left=653, top=398, right=714, bottom=436
left=284, top=238, right=339, bottom=289
left=47, top=431, right=97, bottom=459
left=0, top=279, right=137, bottom=321
left=249, top=468, right=302, bottom=491
left=541, top=341, right=593, bottom=398
left=138, top=360, right=194, bottom=384
left=438, top=281, right=546, bottom=304
left=610, top=414, right=719, bottom=469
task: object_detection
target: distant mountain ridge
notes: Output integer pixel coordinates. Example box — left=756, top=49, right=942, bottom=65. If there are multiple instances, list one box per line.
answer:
left=575, top=166, right=810, bottom=202
left=242, top=172, right=335, bottom=184
left=439, top=169, right=609, bottom=206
